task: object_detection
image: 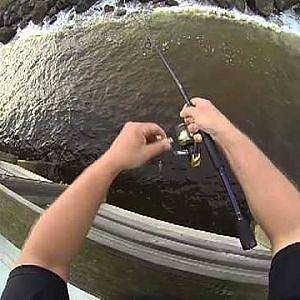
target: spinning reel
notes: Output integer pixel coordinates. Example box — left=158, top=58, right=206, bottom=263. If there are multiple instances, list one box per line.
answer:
left=174, top=123, right=201, bottom=168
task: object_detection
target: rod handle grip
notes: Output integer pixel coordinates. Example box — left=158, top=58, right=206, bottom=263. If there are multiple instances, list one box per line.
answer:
left=201, top=132, right=223, bottom=170
left=236, top=219, right=257, bottom=250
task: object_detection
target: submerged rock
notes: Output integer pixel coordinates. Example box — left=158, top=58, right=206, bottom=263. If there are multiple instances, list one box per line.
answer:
left=49, top=15, right=58, bottom=24
left=6, top=8, right=21, bottom=26
left=104, top=4, right=115, bottom=13
left=0, top=11, right=4, bottom=27
left=116, top=0, right=126, bottom=7
left=254, top=0, right=275, bottom=16
left=55, top=0, right=72, bottom=11
left=19, top=19, right=29, bottom=29
left=18, top=1, right=33, bottom=17
left=165, top=0, right=179, bottom=6
left=234, top=0, right=246, bottom=11
left=215, top=0, right=235, bottom=9
left=274, top=0, right=298, bottom=11
left=75, top=0, right=97, bottom=13
left=32, top=1, right=49, bottom=24
left=0, top=26, right=16, bottom=44
left=115, top=8, right=127, bottom=16
left=48, top=6, right=59, bottom=17
left=214, top=0, right=245, bottom=11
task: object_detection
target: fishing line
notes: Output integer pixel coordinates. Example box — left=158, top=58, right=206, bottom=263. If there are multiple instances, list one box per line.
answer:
left=141, top=12, right=256, bottom=250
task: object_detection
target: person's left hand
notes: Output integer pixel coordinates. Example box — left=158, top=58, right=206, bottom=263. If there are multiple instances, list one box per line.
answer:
left=102, top=122, right=171, bottom=172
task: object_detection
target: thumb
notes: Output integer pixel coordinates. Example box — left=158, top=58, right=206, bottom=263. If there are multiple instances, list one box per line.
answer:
left=143, top=141, right=171, bottom=161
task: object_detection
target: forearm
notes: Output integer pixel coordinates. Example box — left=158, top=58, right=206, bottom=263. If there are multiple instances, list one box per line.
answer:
left=17, top=154, right=120, bottom=280
left=216, top=126, right=300, bottom=253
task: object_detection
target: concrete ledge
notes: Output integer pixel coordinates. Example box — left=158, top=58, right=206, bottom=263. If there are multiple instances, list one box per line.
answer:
left=92, top=204, right=271, bottom=285
left=0, top=151, right=18, bottom=164
left=0, top=234, right=99, bottom=300
left=0, top=160, right=272, bottom=286
left=17, top=160, right=58, bottom=181
left=255, top=225, right=271, bottom=250
left=0, top=161, right=51, bottom=182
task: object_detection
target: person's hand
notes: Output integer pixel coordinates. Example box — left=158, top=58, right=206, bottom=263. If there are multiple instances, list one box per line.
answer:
left=180, top=98, right=233, bottom=142
left=102, top=122, right=171, bottom=172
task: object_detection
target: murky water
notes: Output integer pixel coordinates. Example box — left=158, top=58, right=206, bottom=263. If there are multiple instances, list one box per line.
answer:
left=0, top=10, right=300, bottom=237
left=0, top=189, right=267, bottom=299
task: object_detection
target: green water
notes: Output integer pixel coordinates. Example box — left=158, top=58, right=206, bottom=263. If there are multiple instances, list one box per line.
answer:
left=0, top=190, right=267, bottom=299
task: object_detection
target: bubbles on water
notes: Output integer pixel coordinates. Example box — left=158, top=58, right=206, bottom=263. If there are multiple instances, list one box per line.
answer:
left=195, top=34, right=205, bottom=47
left=162, top=40, right=171, bottom=51
left=195, top=34, right=216, bottom=58
left=219, top=41, right=240, bottom=65
left=162, top=41, right=168, bottom=47
left=248, top=55, right=257, bottom=68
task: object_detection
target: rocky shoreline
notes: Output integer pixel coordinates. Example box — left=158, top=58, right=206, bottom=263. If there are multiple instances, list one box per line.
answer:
left=0, top=0, right=300, bottom=44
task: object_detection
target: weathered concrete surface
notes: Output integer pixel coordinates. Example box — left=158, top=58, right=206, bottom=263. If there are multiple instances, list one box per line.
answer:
left=0, top=151, right=18, bottom=164
left=255, top=225, right=271, bottom=250
left=0, top=160, right=272, bottom=286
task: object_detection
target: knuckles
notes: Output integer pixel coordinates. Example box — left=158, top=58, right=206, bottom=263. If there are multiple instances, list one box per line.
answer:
left=124, top=121, right=137, bottom=130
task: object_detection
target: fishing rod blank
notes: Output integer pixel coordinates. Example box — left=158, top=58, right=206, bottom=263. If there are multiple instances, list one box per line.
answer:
left=149, top=39, right=257, bottom=250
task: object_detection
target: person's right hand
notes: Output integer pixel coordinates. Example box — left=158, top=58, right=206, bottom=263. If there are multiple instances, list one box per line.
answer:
left=102, top=122, right=171, bottom=173
left=179, top=98, right=233, bottom=142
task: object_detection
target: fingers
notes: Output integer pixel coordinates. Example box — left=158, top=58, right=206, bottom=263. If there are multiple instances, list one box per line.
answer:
left=193, top=133, right=202, bottom=143
left=190, top=97, right=208, bottom=106
left=180, top=106, right=194, bottom=118
left=184, top=117, right=194, bottom=125
left=144, top=141, right=171, bottom=161
left=186, top=119, right=201, bottom=138
left=180, top=98, right=211, bottom=118
left=141, top=122, right=171, bottom=162
left=187, top=123, right=200, bottom=134
left=141, top=122, right=167, bottom=141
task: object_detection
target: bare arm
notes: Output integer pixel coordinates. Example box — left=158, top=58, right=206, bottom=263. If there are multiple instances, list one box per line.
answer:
left=17, top=122, right=171, bottom=281
left=181, top=98, right=300, bottom=254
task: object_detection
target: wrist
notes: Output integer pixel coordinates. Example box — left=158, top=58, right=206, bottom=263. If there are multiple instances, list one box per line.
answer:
left=94, top=152, right=123, bottom=178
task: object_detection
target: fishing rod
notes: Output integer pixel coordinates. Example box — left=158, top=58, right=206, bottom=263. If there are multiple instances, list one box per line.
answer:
left=148, top=38, right=257, bottom=250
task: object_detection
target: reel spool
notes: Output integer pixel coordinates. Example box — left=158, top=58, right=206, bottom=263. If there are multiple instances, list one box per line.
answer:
left=175, top=123, right=201, bottom=168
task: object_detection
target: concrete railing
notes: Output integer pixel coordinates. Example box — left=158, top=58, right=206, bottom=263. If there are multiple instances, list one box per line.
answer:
left=0, top=160, right=272, bottom=286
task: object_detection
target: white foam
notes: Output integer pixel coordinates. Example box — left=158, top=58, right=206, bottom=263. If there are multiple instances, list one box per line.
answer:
left=152, top=3, right=300, bottom=36
left=15, top=0, right=300, bottom=40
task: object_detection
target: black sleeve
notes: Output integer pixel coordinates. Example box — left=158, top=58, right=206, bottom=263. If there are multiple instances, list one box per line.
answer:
left=269, top=242, right=300, bottom=300
left=1, top=265, right=70, bottom=300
